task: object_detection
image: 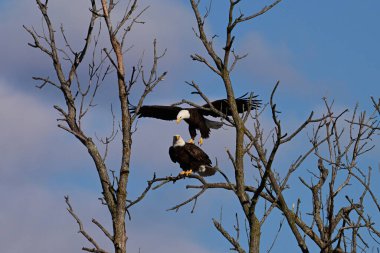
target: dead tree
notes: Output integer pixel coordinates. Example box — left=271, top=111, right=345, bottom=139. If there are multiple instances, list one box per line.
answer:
left=295, top=100, right=380, bottom=253
left=145, top=1, right=380, bottom=253
left=25, top=1, right=166, bottom=253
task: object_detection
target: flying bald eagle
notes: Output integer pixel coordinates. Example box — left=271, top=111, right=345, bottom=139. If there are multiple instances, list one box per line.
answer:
left=131, top=93, right=261, bottom=144
left=169, top=135, right=216, bottom=177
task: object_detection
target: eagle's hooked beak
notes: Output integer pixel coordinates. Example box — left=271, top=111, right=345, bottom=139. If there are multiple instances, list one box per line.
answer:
left=173, top=135, right=180, bottom=145
left=176, top=118, right=182, bottom=124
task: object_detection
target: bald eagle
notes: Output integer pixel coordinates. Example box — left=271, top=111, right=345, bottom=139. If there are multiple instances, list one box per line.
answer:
left=131, top=93, right=261, bottom=144
left=169, top=135, right=216, bottom=177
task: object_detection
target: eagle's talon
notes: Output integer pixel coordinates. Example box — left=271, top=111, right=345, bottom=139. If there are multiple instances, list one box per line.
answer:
left=198, top=137, right=203, bottom=146
left=187, top=139, right=195, bottom=144
left=179, top=169, right=193, bottom=176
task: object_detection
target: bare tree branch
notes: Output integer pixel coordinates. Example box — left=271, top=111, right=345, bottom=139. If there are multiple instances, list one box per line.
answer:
left=213, top=219, right=246, bottom=253
left=65, top=196, right=108, bottom=253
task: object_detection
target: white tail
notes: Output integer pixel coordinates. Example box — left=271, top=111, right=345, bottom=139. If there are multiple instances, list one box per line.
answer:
left=198, top=165, right=216, bottom=176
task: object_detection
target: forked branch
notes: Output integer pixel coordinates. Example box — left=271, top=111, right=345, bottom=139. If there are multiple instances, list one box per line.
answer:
left=65, top=196, right=109, bottom=253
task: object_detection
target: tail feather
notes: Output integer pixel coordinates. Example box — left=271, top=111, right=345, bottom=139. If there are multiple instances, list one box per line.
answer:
left=198, top=165, right=217, bottom=177
left=204, top=118, right=223, bottom=129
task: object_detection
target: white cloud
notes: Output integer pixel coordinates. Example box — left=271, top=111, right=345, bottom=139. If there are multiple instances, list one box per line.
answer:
left=0, top=0, right=206, bottom=128
left=0, top=182, right=83, bottom=253
left=0, top=80, right=56, bottom=172
left=0, top=164, right=221, bottom=253
left=0, top=80, right=92, bottom=177
left=0, top=0, right=196, bottom=93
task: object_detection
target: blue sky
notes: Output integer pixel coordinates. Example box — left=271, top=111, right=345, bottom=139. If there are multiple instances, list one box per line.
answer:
left=1, top=0, right=380, bottom=252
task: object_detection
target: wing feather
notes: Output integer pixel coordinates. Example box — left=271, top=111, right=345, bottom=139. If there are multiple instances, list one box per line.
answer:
left=169, top=146, right=178, bottom=163
left=184, top=143, right=211, bottom=165
left=135, top=105, right=182, bottom=121
left=200, top=93, right=261, bottom=117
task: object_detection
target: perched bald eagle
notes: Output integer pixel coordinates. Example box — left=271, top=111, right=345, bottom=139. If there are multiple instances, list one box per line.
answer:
left=131, top=93, right=261, bottom=144
left=169, top=135, right=216, bottom=177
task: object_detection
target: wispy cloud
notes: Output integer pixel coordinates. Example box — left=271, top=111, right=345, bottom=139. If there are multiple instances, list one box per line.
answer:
left=237, top=32, right=308, bottom=91
left=0, top=79, right=93, bottom=178
left=0, top=80, right=56, bottom=173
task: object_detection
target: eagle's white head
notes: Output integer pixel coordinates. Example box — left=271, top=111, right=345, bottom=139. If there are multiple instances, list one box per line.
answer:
left=176, top=110, right=190, bottom=124
left=173, top=135, right=186, bottom=147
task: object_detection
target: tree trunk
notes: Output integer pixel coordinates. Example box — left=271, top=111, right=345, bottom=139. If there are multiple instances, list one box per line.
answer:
left=249, top=215, right=261, bottom=253
left=113, top=218, right=127, bottom=253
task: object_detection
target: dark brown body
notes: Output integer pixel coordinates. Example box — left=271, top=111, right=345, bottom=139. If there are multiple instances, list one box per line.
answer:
left=184, top=110, right=210, bottom=140
left=169, top=142, right=215, bottom=176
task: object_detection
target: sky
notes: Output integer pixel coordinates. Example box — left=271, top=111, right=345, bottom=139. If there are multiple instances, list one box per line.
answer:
left=1, top=0, right=380, bottom=252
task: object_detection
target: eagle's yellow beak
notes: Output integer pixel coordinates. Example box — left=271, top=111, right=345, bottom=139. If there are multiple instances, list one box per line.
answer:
left=176, top=118, right=182, bottom=124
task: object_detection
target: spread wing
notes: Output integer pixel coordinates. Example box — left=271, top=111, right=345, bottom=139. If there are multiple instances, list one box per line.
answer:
left=132, top=105, right=183, bottom=121
left=200, top=93, right=261, bottom=117
left=184, top=143, right=211, bottom=165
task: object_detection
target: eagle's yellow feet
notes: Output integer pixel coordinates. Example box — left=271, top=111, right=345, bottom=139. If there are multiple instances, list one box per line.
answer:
left=198, top=137, right=203, bottom=145
left=187, top=139, right=195, bottom=144
left=179, top=170, right=193, bottom=176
